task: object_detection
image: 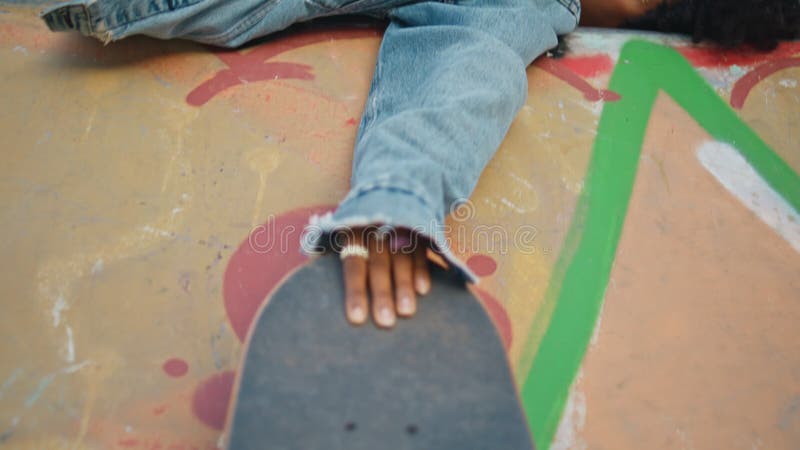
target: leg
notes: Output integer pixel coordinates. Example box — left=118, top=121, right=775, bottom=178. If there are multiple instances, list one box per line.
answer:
left=304, top=0, right=579, bottom=280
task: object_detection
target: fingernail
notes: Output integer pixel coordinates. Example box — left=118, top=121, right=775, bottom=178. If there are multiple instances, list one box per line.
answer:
left=416, top=277, right=430, bottom=295
left=379, top=307, right=395, bottom=326
left=349, top=306, right=366, bottom=323
left=398, top=296, right=414, bottom=315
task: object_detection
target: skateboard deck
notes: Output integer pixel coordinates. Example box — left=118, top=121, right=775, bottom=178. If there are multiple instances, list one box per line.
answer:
left=227, top=253, right=533, bottom=450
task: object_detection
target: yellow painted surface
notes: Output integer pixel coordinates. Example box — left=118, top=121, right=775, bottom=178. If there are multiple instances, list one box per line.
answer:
left=0, top=5, right=798, bottom=449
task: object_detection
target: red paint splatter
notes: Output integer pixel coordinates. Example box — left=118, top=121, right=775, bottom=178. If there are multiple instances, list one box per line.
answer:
left=466, top=254, right=497, bottom=277
left=162, top=358, right=189, bottom=378
left=345, top=117, right=358, bottom=126
left=186, top=27, right=381, bottom=106
left=474, top=288, right=512, bottom=351
left=535, top=58, right=621, bottom=102
left=677, top=41, right=800, bottom=68
left=223, top=205, right=335, bottom=342
left=118, top=438, right=139, bottom=448
left=558, top=54, right=614, bottom=79
left=192, top=371, right=236, bottom=431
left=730, top=58, right=800, bottom=109
left=186, top=62, right=314, bottom=106
left=153, top=404, right=167, bottom=416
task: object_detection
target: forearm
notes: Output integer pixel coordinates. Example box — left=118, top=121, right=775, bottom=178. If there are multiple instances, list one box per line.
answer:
left=303, top=0, right=579, bottom=281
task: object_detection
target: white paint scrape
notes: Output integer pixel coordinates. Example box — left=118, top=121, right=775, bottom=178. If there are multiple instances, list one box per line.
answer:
left=551, top=377, right=588, bottom=450
left=51, top=295, right=68, bottom=327
left=697, top=141, right=800, bottom=254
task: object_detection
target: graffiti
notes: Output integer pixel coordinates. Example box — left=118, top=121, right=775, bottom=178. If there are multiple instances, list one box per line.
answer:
left=730, top=57, right=800, bottom=109
left=2, top=6, right=799, bottom=447
left=185, top=27, right=621, bottom=109
left=535, top=58, right=621, bottom=102
left=186, top=27, right=380, bottom=106
left=520, top=40, right=800, bottom=450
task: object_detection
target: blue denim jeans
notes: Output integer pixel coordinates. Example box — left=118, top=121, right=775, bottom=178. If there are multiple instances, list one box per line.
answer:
left=42, top=0, right=579, bottom=282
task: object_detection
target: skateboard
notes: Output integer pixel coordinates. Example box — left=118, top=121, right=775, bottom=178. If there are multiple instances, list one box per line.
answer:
left=226, top=253, right=533, bottom=450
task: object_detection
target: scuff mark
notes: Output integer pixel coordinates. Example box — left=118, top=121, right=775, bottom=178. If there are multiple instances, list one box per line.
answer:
left=22, top=360, right=93, bottom=408
left=245, top=146, right=282, bottom=228
left=779, top=395, right=800, bottom=431
left=90, top=259, right=104, bottom=276
left=36, top=130, right=52, bottom=146
left=0, top=368, right=22, bottom=400
left=499, top=197, right=526, bottom=214
left=24, top=373, right=56, bottom=408
left=0, top=417, right=18, bottom=443
left=52, top=295, right=68, bottom=327
left=63, top=326, right=75, bottom=364
left=141, top=225, right=174, bottom=238
left=153, top=73, right=172, bottom=88
left=63, top=360, right=92, bottom=374
left=81, top=107, right=97, bottom=143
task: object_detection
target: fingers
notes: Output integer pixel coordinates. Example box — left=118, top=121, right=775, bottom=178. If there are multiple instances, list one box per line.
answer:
left=392, top=251, right=416, bottom=317
left=340, top=227, right=431, bottom=328
left=368, top=233, right=396, bottom=328
left=342, top=233, right=368, bottom=326
left=413, top=246, right=431, bottom=296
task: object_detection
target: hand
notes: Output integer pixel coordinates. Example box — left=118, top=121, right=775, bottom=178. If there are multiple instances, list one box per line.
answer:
left=339, top=227, right=431, bottom=328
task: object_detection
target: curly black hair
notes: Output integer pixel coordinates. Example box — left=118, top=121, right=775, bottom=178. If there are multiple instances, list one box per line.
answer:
left=623, top=0, right=800, bottom=50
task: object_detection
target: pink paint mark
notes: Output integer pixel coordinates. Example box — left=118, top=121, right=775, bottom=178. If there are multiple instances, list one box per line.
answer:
left=678, top=41, right=800, bottom=68
left=730, top=58, right=800, bottom=109
left=118, top=438, right=139, bottom=448
left=186, top=27, right=381, bottom=106
left=153, top=404, right=167, bottom=416
left=466, top=254, right=497, bottom=277
left=474, top=288, right=512, bottom=351
left=163, top=358, right=189, bottom=378
left=192, top=371, right=235, bottom=431
left=186, top=62, right=314, bottom=106
left=558, top=54, right=614, bottom=79
left=536, top=58, right=621, bottom=102
left=223, top=205, right=335, bottom=342
left=345, top=117, right=358, bottom=126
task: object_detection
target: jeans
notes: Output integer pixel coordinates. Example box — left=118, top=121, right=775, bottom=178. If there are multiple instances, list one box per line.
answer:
left=42, top=0, right=579, bottom=282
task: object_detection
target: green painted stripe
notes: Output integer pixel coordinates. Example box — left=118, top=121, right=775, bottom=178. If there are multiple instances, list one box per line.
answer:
left=520, top=40, right=800, bottom=450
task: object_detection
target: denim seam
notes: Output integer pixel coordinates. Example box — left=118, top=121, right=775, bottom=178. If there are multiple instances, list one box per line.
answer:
left=342, top=183, right=439, bottom=221
left=358, top=49, right=382, bottom=135
left=78, top=3, right=96, bottom=35
left=98, top=0, right=204, bottom=35
left=304, top=0, right=412, bottom=14
left=554, top=0, right=581, bottom=20
left=43, top=3, right=98, bottom=36
left=199, top=0, right=283, bottom=45
left=102, top=0, right=280, bottom=45
left=335, top=0, right=405, bottom=15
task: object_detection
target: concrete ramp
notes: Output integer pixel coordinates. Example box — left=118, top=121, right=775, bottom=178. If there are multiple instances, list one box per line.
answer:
left=1, top=4, right=799, bottom=449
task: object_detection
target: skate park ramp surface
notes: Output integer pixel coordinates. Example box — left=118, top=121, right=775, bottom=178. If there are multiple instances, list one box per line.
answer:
left=1, top=2, right=799, bottom=450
